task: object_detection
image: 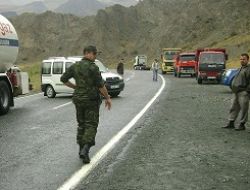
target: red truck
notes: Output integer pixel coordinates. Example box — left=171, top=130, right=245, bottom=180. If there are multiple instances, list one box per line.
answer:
left=196, top=48, right=228, bottom=84
left=174, top=52, right=197, bottom=78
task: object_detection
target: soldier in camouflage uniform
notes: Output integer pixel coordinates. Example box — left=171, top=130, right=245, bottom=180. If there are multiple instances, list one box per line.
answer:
left=61, top=46, right=112, bottom=164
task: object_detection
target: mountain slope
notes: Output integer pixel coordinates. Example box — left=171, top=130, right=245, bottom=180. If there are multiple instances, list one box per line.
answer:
left=44, top=0, right=68, bottom=10
left=99, top=0, right=139, bottom=7
left=11, top=0, right=250, bottom=64
left=15, top=1, right=47, bottom=14
left=55, top=0, right=106, bottom=16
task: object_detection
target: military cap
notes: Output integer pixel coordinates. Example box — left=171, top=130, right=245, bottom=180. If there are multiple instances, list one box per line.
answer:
left=83, top=45, right=99, bottom=54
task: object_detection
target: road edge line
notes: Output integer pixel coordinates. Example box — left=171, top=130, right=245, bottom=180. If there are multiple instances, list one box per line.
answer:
left=57, top=74, right=166, bottom=190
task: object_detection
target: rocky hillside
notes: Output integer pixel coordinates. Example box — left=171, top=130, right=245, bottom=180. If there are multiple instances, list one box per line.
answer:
left=55, top=0, right=106, bottom=17
left=15, top=1, right=47, bottom=14
left=11, top=0, right=250, bottom=65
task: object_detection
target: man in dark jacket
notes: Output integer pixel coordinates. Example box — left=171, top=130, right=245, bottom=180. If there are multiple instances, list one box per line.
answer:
left=117, top=59, right=124, bottom=75
left=61, top=45, right=112, bottom=163
left=223, top=53, right=250, bottom=131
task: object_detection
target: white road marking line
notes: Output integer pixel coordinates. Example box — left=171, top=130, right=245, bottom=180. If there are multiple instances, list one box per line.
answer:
left=53, top=102, right=72, bottom=110
left=15, top=93, right=43, bottom=100
left=57, top=74, right=166, bottom=190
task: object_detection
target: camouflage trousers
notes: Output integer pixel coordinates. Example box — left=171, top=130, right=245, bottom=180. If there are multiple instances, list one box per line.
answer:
left=73, top=100, right=100, bottom=147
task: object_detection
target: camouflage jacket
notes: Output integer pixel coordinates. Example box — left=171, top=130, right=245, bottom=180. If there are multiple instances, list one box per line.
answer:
left=231, top=64, right=250, bottom=93
left=60, top=58, right=104, bottom=101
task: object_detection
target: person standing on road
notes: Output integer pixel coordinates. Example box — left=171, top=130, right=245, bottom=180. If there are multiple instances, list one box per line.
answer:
left=60, top=45, right=112, bottom=164
left=223, top=53, right=250, bottom=131
left=117, top=58, right=124, bottom=75
left=152, top=59, right=159, bottom=81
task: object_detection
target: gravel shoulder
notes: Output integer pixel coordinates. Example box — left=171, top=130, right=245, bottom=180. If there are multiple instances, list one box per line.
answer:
left=77, top=75, right=250, bottom=190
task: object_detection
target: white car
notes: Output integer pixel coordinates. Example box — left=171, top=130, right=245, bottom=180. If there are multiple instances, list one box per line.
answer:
left=41, top=57, right=125, bottom=98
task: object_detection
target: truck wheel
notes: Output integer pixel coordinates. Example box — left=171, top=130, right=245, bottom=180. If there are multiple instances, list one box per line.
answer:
left=110, top=92, right=120, bottom=98
left=0, top=81, right=11, bottom=115
left=46, top=85, right=56, bottom=98
left=198, top=78, right=202, bottom=84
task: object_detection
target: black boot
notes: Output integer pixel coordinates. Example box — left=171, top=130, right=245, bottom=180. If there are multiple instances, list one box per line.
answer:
left=79, top=145, right=83, bottom=157
left=235, top=123, right=246, bottom=131
left=222, top=121, right=235, bottom=129
left=79, top=144, right=91, bottom=164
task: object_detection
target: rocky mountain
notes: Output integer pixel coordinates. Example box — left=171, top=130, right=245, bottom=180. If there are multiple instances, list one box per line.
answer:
left=0, top=0, right=139, bottom=16
left=15, top=1, right=47, bottom=14
left=43, top=0, right=68, bottom=10
left=0, top=11, right=17, bottom=17
left=0, top=1, right=47, bottom=16
left=10, top=0, right=250, bottom=64
left=55, top=0, right=106, bottom=17
left=100, top=0, right=139, bottom=7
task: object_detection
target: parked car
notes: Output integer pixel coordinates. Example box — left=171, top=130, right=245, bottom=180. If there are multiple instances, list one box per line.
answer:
left=41, top=57, right=125, bottom=98
left=221, top=68, right=239, bottom=87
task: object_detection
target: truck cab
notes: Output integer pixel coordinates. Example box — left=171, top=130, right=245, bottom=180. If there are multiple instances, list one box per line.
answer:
left=161, top=48, right=181, bottom=74
left=196, top=48, right=228, bottom=84
left=174, top=52, right=196, bottom=78
left=133, top=55, right=149, bottom=70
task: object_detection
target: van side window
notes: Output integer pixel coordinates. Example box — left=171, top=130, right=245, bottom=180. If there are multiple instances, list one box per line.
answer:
left=53, top=62, right=63, bottom=74
left=42, top=62, right=52, bottom=74
left=66, top=62, right=75, bottom=70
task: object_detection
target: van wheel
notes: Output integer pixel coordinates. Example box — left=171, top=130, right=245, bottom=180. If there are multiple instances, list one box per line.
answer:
left=0, top=81, right=11, bottom=115
left=46, top=85, right=56, bottom=98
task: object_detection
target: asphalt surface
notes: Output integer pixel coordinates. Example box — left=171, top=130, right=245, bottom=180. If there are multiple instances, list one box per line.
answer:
left=75, top=75, right=250, bottom=190
left=2, top=71, right=250, bottom=190
left=0, top=70, right=162, bottom=190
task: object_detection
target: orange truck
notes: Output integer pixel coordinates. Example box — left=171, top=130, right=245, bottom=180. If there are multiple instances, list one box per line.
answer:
left=174, top=52, right=197, bottom=78
left=196, top=48, right=228, bottom=84
left=161, top=48, right=182, bottom=74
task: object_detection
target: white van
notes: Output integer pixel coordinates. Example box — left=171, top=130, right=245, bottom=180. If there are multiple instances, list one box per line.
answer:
left=41, top=57, right=125, bottom=98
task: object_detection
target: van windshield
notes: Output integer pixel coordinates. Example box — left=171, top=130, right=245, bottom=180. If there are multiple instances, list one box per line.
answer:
left=95, top=60, right=108, bottom=73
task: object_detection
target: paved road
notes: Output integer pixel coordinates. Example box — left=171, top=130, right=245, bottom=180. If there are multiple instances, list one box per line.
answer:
left=75, top=75, right=250, bottom=190
left=0, top=70, right=162, bottom=190
left=2, top=72, right=250, bottom=190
